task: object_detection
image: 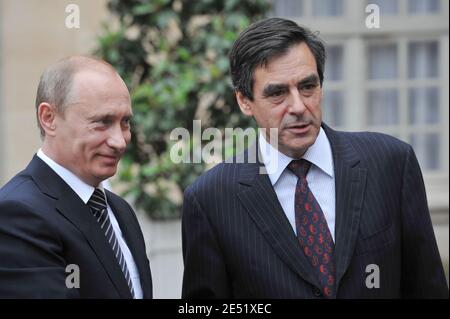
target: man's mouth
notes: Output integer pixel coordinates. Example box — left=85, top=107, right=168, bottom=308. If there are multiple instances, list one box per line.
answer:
left=99, top=154, right=121, bottom=162
left=285, top=123, right=311, bottom=134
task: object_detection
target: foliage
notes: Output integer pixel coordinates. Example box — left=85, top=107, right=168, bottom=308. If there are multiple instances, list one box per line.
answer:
left=95, top=0, right=271, bottom=219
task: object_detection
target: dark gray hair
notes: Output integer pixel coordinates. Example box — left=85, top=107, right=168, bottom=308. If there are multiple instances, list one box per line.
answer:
left=35, top=56, right=117, bottom=139
left=229, top=17, right=326, bottom=101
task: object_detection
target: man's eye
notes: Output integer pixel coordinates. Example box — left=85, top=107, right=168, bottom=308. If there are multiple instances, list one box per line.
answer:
left=271, top=90, right=285, bottom=97
left=97, top=119, right=112, bottom=125
left=301, top=84, right=318, bottom=91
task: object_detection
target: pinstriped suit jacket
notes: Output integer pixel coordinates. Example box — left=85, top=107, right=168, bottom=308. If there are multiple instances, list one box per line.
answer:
left=181, top=124, right=448, bottom=298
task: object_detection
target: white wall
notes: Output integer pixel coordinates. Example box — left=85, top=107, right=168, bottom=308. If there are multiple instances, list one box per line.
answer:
left=137, top=214, right=184, bottom=299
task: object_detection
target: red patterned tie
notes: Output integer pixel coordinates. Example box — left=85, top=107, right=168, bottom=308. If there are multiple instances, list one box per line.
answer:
left=288, top=159, right=336, bottom=298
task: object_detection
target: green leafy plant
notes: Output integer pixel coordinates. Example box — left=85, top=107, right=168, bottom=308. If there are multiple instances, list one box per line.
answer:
left=95, top=0, right=271, bottom=219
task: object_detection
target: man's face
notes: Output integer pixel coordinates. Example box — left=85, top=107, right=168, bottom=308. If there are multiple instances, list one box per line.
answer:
left=53, top=70, right=132, bottom=186
left=238, top=42, right=323, bottom=158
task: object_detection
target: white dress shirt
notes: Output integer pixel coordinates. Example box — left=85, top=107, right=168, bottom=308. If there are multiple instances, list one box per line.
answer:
left=37, top=149, right=143, bottom=298
left=258, top=127, right=336, bottom=242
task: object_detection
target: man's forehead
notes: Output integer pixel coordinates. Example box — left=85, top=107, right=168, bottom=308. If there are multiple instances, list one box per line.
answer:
left=88, top=109, right=133, bottom=118
left=254, top=42, right=316, bottom=72
left=65, top=96, right=132, bottom=115
left=72, top=69, right=123, bottom=87
left=66, top=92, right=131, bottom=107
left=68, top=70, right=130, bottom=100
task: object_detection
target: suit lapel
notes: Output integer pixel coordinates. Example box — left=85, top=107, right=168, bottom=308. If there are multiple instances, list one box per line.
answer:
left=27, top=156, right=132, bottom=298
left=323, top=125, right=367, bottom=291
left=107, top=192, right=152, bottom=298
left=236, top=147, right=321, bottom=288
left=56, top=187, right=132, bottom=298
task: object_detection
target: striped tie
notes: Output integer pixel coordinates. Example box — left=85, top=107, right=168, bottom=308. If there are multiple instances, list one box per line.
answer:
left=87, top=188, right=135, bottom=298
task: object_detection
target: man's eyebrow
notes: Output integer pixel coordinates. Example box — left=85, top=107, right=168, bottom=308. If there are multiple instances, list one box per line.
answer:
left=262, top=83, right=288, bottom=97
left=262, top=74, right=320, bottom=97
left=298, top=74, right=320, bottom=86
left=87, top=113, right=114, bottom=120
left=87, top=112, right=133, bottom=121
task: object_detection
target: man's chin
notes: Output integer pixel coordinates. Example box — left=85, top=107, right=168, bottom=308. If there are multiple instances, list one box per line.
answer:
left=279, top=139, right=314, bottom=158
left=93, top=167, right=117, bottom=181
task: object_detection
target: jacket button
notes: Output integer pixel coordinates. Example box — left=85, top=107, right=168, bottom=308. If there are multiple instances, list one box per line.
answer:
left=313, top=287, right=323, bottom=297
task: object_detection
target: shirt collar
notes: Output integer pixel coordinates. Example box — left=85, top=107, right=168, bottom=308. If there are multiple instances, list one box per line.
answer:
left=37, top=149, right=106, bottom=204
left=258, top=127, right=334, bottom=186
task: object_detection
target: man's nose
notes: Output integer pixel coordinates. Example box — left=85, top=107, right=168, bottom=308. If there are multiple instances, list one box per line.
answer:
left=107, top=125, right=127, bottom=153
left=287, top=89, right=307, bottom=115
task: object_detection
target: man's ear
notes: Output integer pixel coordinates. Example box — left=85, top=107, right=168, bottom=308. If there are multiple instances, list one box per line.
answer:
left=235, top=91, right=253, bottom=116
left=38, top=102, right=57, bottom=137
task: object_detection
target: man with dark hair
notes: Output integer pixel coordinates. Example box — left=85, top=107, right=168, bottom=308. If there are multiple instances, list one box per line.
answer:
left=181, top=18, right=448, bottom=298
left=0, top=56, right=153, bottom=298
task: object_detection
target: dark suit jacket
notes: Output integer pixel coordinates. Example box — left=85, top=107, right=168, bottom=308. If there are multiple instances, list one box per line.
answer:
left=181, top=124, right=448, bottom=298
left=0, top=156, right=152, bottom=298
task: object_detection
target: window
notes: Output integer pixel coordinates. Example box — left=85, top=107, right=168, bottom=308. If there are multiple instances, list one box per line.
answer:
left=366, top=40, right=442, bottom=171
left=408, top=41, right=438, bottom=78
left=326, top=46, right=343, bottom=81
left=367, top=89, right=399, bottom=126
left=273, top=0, right=345, bottom=18
left=322, top=91, right=345, bottom=127
left=368, top=44, right=398, bottom=79
left=367, top=0, right=399, bottom=15
left=366, top=43, right=400, bottom=132
left=312, top=0, right=343, bottom=16
left=408, top=0, right=440, bottom=14
left=322, top=45, right=345, bottom=128
left=406, top=40, right=441, bottom=171
left=408, top=87, right=439, bottom=125
left=410, top=133, right=440, bottom=170
left=274, top=0, right=304, bottom=17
